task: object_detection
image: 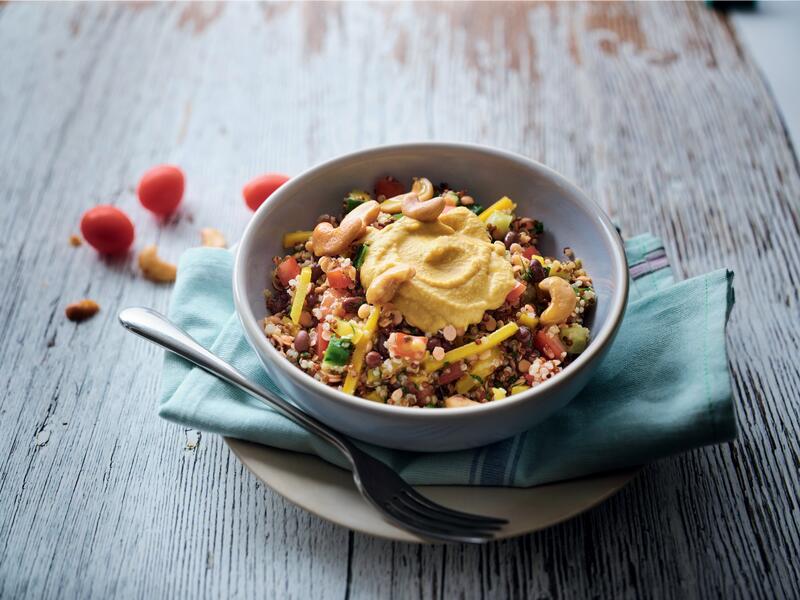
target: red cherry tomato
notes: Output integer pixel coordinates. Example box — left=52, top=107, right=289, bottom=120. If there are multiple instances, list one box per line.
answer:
left=326, top=269, right=352, bottom=290
left=243, top=173, right=290, bottom=211
left=137, top=164, right=185, bottom=216
left=374, top=176, right=405, bottom=199
left=80, top=205, right=135, bottom=254
left=276, top=256, right=301, bottom=287
left=534, top=329, right=566, bottom=360
left=505, top=281, right=526, bottom=304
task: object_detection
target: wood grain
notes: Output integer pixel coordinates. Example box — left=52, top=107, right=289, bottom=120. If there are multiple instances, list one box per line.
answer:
left=1, top=2, right=798, bottom=598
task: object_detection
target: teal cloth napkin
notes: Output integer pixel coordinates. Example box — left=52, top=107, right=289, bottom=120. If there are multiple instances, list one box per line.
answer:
left=159, top=234, right=736, bottom=487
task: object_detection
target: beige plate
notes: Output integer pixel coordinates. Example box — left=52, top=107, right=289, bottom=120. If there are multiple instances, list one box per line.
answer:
left=226, top=437, right=641, bottom=543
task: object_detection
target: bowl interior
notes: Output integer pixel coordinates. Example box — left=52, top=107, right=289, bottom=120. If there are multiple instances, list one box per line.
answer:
left=237, top=144, right=624, bottom=404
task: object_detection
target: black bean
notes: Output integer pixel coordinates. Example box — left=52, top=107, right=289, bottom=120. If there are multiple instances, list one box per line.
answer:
left=516, top=326, right=531, bottom=343
left=527, top=260, right=546, bottom=285
left=293, top=330, right=310, bottom=352
left=266, top=291, right=290, bottom=314
left=365, top=351, right=382, bottom=368
left=311, top=265, right=323, bottom=282
left=375, top=332, right=391, bottom=358
left=426, top=336, right=444, bottom=351
left=504, top=231, right=519, bottom=248
left=342, top=296, right=365, bottom=314
left=304, top=293, right=317, bottom=308
left=437, top=363, right=464, bottom=385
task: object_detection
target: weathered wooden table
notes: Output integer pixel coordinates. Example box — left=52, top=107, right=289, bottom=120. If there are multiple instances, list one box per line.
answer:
left=2, top=2, right=798, bottom=598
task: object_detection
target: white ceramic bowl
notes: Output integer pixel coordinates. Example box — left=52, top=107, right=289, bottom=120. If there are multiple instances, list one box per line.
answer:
left=234, top=143, right=628, bottom=452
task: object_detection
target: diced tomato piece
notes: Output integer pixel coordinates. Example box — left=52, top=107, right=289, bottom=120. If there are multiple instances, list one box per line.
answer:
left=276, top=256, right=301, bottom=287
left=534, top=329, right=566, bottom=360
left=374, top=176, right=405, bottom=199
left=522, top=246, right=541, bottom=260
left=386, top=332, right=428, bottom=362
left=318, top=288, right=347, bottom=318
left=505, top=281, right=526, bottom=304
left=326, top=269, right=352, bottom=289
left=316, top=323, right=329, bottom=359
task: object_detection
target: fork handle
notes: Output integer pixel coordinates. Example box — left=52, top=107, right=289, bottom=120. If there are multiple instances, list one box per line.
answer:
left=118, top=307, right=356, bottom=459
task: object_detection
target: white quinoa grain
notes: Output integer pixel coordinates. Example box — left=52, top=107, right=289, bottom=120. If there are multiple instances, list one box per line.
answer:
left=391, top=388, right=403, bottom=401
left=442, top=325, right=457, bottom=341
left=357, top=304, right=371, bottom=320
left=432, top=346, right=446, bottom=361
left=518, top=359, right=531, bottom=373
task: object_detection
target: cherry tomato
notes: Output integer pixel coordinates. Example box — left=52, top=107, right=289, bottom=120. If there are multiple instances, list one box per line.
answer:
left=276, top=256, right=301, bottom=287
left=80, top=205, right=135, bottom=254
left=534, top=329, right=566, bottom=360
left=326, top=269, right=352, bottom=290
left=505, top=281, right=526, bottom=304
left=316, top=323, right=329, bottom=359
left=243, top=173, right=290, bottom=211
left=374, top=176, right=405, bottom=199
left=137, top=164, right=185, bottom=216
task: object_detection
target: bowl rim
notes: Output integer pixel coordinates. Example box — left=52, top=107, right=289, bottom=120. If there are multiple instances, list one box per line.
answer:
left=233, top=141, right=629, bottom=419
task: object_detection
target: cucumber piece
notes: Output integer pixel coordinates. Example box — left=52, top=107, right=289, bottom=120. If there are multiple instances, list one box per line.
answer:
left=559, top=325, right=590, bottom=355
left=322, top=336, right=353, bottom=366
left=486, top=211, right=514, bottom=236
left=353, top=244, right=369, bottom=269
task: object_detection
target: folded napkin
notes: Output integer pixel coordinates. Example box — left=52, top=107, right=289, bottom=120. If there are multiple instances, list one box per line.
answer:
left=160, top=234, right=736, bottom=487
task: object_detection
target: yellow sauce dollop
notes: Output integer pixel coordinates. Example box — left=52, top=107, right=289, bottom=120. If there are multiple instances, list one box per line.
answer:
left=360, top=208, right=516, bottom=333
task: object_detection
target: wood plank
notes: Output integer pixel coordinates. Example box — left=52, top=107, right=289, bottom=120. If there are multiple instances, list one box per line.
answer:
left=0, top=2, right=798, bottom=598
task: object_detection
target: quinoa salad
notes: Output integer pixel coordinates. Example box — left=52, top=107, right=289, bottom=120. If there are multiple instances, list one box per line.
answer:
left=263, top=176, right=596, bottom=408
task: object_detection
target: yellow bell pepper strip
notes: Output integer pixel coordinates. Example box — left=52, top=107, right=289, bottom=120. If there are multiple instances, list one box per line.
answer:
left=491, top=387, right=507, bottom=401
left=334, top=319, right=363, bottom=344
left=530, top=254, right=545, bottom=266
left=342, top=305, right=381, bottom=394
left=425, top=322, right=519, bottom=372
left=289, top=267, right=312, bottom=324
left=479, top=196, right=517, bottom=223
left=518, top=311, right=539, bottom=329
left=282, top=230, right=313, bottom=248
left=455, top=374, right=479, bottom=395
left=510, top=385, right=531, bottom=395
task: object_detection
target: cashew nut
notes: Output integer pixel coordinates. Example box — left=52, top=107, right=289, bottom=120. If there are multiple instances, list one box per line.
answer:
left=538, top=276, right=577, bottom=325
left=138, top=245, right=177, bottom=283
left=312, top=219, right=364, bottom=257
left=365, top=264, right=416, bottom=305
left=444, top=395, right=481, bottom=408
left=65, top=299, right=100, bottom=322
left=343, top=199, right=380, bottom=228
left=401, top=194, right=445, bottom=222
left=200, top=227, right=227, bottom=248
left=312, top=200, right=379, bottom=256
left=380, top=177, right=434, bottom=213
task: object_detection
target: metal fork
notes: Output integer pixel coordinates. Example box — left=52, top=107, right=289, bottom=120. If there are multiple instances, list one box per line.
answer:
left=119, top=307, right=507, bottom=543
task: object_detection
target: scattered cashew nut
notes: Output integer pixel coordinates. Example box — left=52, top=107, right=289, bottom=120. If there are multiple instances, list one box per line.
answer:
left=380, top=177, right=434, bottom=214
left=200, top=227, right=227, bottom=248
left=365, top=264, right=416, bottom=305
left=138, top=245, right=177, bottom=283
left=444, top=395, right=481, bottom=408
left=538, top=276, right=577, bottom=325
left=312, top=200, right=379, bottom=256
left=65, top=299, right=100, bottom=322
left=402, top=194, right=445, bottom=222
